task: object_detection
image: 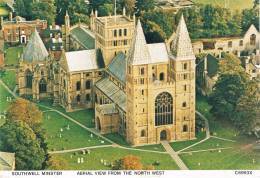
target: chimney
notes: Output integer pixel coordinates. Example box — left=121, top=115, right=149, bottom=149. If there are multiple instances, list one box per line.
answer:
left=123, top=7, right=126, bottom=16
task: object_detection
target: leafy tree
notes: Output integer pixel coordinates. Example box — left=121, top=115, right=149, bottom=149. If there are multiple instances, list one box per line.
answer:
left=135, top=0, right=155, bottom=15
left=241, top=8, right=259, bottom=32
left=14, top=0, right=33, bottom=20
left=113, top=155, right=143, bottom=170
left=122, top=0, right=136, bottom=15
left=98, top=3, right=114, bottom=16
left=46, top=155, right=68, bottom=170
left=235, top=80, right=260, bottom=134
left=0, top=120, right=46, bottom=170
left=7, top=98, right=43, bottom=129
left=209, top=73, right=247, bottom=120
left=32, top=0, right=56, bottom=25
left=209, top=54, right=249, bottom=120
left=55, top=0, right=89, bottom=25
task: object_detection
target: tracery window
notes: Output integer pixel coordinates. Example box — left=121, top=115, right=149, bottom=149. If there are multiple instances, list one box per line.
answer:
left=155, top=92, right=173, bottom=126
left=25, top=69, right=33, bottom=88
left=39, top=78, right=47, bottom=93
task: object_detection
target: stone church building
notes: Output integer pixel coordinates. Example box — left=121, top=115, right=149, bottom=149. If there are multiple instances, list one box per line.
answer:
left=17, top=11, right=196, bottom=146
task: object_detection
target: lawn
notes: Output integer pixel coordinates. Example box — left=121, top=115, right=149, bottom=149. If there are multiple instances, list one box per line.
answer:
left=180, top=148, right=260, bottom=170
left=103, top=133, right=130, bottom=147
left=38, top=99, right=95, bottom=128
left=184, top=137, right=236, bottom=152
left=0, top=83, right=14, bottom=126
left=193, top=0, right=253, bottom=11
left=5, top=46, right=23, bottom=66
left=0, top=70, right=17, bottom=91
left=170, top=131, right=206, bottom=151
left=54, top=147, right=179, bottom=170
left=42, top=111, right=110, bottom=151
left=135, top=144, right=166, bottom=152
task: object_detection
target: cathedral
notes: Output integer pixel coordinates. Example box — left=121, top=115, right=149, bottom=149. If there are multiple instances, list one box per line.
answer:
left=17, top=10, right=196, bottom=146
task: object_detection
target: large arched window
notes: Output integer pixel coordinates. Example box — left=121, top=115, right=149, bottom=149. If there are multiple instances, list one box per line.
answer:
left=155, top=92, right=173, bottom=126
left=25, top=69, right=33, bottom=88
left=39, top=78, right=47, bottom=93
left=76, top=81, right=81, bottom=91
left=250, top=34, right=256, bottom=45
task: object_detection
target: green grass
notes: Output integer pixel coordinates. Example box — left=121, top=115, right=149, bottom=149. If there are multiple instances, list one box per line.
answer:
left=0, top=83, right=14, bottom=126
left=193, top=0, right=253, bottom=12
left=38, top=99, right=95, bottom=128
left=5, top=46, right=23, bottom=66
left=180, top=148, right=260, bottom=170
left=42, top=111, right=110, bottom=151
left=185, top=137, right=236, bottom=152
left=55, top=147, right=179, bottom=170
left=67, top=109, right=95, bottom=128
left=135, top=144, right=166, bottom=152
left=0, top=70, right=16, bottom=91
left=170, top=131, right=206, bottom=151
left=103, top=133, right=130, bottom=147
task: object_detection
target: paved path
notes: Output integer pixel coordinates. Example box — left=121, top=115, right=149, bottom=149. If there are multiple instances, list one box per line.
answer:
left=0, top=80, right=17, bottom=98
left=196, top=111, right=210, bottom=139
left=211, top=136, right=236, bottom=142
left=180, top=147, right=233, bottom=154
left=39, top=108, right=115, bottom=145
left=116, top=145, right=167, bottom=154
left=161, top=141, right=189, bottom=170
left=49, top=145, right=112, bottom=154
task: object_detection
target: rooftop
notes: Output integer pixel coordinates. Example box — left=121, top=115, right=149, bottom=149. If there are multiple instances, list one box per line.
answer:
left=107, top=52, right=126, bottom=84
left=70, top=26, right=95, bottom=49
left=95, top=77, right=126, bottom=112
left=97, top=15, right=134, bottom=27
left=96, top=103, right=118, bottom=115
left=23, top=29, right=49, bottom=62
left=65, top=49, right=101, bottom=72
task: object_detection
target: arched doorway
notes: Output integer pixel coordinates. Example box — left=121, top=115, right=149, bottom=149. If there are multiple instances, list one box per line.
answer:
left=96, top=117, right=101, bottom=131
left=39, top=78, right=47, bottom=93
left=160, top=130, right=167, bottom=141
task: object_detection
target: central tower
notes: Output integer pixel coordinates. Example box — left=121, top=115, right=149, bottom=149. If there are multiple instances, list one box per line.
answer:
left=91, top=10, right=136, bottom=66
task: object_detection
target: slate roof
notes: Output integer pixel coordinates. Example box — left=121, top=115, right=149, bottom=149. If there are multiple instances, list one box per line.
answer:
left=147, top=43, right=169, bottom=63
left=127, top=20, right=151, bottom=65
left=107, top=52, right=126, bottom=84
left=0, top=151, right=15, bottom=170
left=23, top=29, right=49, bottom=62
left=171, top=14, right=195, bottom=61
left=96, top=103, right=118, bottom=115
left=70, top=26, right=95, bottom=49
left=95, top=77, right=126, bottom=112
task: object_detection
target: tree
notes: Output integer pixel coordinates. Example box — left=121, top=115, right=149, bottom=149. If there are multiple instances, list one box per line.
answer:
left=241, top=8, right=259, bottom=32
left=219, top=54, right=248, bottom=79
left=46, top=155, right=68, bottom=170
left=55, top=0, right=90, bottom=25
left=31, top=0, right=56, bottom=25
left=113, top=155, right=143, bottom=170
left=0, top=120, right=46, bottom=170
left=98, top=3, right=114, bottom=16
left=122, top=0, right=136, bottom=15
left=235, top=80, right=260, bottom=134
left=14, top=0, right=33, bottom=20
left=135, top=0, right=155, bottom=16
left=209, top=73, right=247, bottom=120
left=7, top=98, right=43, bottom=129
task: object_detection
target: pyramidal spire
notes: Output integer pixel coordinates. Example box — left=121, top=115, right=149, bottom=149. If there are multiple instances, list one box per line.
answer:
left=128, top=19, right=151, bottom=65
left=23, top=29, right=48, bottom=62
left=171, top=14, right=195, bottom=60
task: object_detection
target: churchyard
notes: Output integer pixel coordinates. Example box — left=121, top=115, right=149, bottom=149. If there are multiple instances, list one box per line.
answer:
left=0, top=70, right=259, bottom=170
